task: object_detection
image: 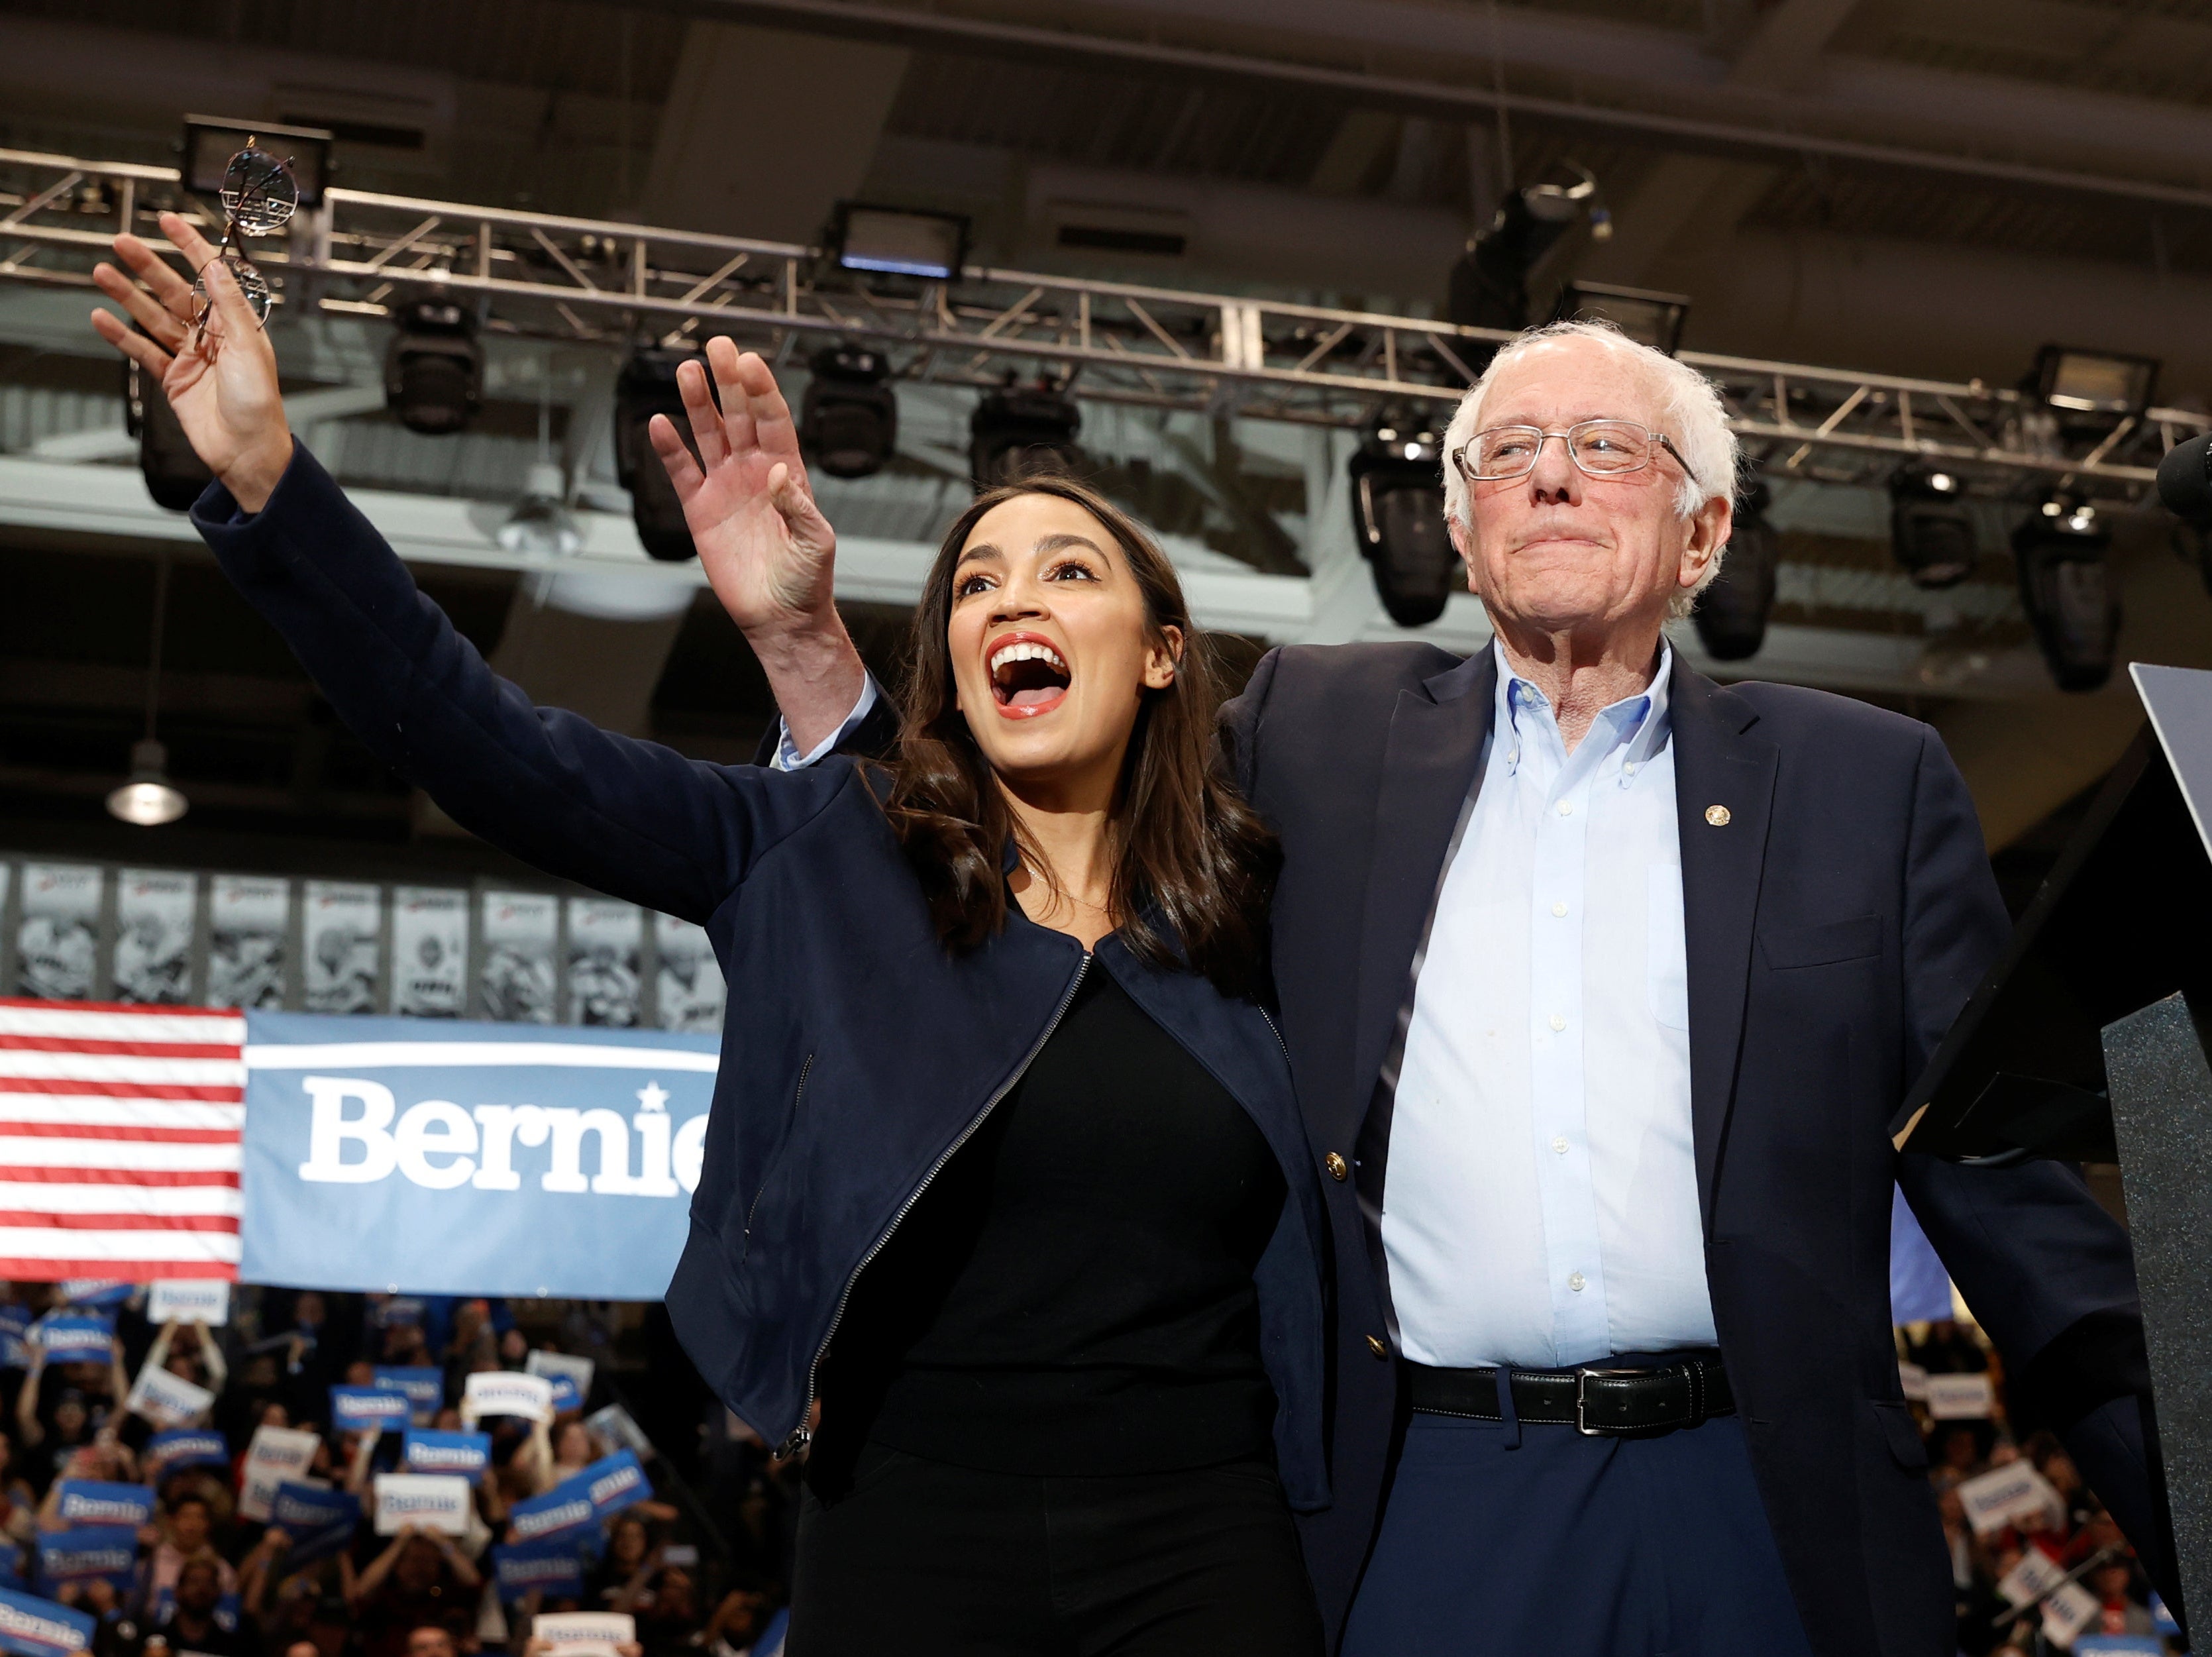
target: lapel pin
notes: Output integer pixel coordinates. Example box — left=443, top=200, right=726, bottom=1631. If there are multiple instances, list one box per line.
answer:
left=1705, top=804, right=1732, bottom=826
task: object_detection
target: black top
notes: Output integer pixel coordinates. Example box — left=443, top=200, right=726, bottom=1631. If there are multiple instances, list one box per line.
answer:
left=819, top=965, right=1287, bottom=1475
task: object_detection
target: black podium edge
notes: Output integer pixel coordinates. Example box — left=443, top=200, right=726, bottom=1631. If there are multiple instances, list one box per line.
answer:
left=1887, top=724, right=2158, bottom=1156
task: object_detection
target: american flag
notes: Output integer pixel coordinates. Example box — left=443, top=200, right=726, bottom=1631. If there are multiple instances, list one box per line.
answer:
left=0, top=998, right=242, bottom=1280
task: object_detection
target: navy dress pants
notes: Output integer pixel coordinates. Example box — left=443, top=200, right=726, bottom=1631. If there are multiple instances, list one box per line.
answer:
left=1342, top=1411, right=1818, bottom=1656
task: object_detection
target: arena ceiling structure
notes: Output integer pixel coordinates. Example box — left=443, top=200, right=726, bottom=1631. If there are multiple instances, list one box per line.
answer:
left=2, top=0, right=2211, bottom=877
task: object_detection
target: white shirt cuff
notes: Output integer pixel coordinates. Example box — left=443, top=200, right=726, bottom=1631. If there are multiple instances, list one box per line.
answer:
left=772, top=675, right=880, bottom=770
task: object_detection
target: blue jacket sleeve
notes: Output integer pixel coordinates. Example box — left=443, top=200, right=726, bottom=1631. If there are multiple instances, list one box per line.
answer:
left=191, top=444, right=841, bottom=925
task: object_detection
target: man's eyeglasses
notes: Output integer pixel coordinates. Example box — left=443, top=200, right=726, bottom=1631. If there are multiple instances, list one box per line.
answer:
left=189, top=143, right=299, bottom=340
left=1451, top=421, right=1704, bottom=492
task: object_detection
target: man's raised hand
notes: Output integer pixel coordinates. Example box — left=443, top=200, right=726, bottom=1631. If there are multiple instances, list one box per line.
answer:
left=647, top=339, right=839, bottom=640
left=89, top=211, right=292, bottom=512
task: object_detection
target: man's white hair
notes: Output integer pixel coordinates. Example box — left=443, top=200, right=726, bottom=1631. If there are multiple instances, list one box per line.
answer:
left=1440, top=320, right=1741, bottom=616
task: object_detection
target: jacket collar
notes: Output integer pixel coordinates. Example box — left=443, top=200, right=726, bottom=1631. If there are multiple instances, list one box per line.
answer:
left=1343, top=646, right=1499, bottom=1148
left=1665, top=657, right=1779, bottom=1229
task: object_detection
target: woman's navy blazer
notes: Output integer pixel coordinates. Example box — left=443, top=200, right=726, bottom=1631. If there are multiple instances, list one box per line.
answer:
left=190, top=447, right=1331, bottom=1509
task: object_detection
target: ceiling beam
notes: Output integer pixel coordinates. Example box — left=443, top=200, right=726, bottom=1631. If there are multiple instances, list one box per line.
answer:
left=640, top=19, right=910, bottom=241
left=1573, top=0, right=1863, bottom=288
left=673, top=0, right=2212, bottom=211
left=1724, top=0, right=1865, bottom=91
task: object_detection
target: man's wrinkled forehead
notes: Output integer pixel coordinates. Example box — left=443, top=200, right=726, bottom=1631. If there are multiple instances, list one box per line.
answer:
left=1480, top=339, right=1665, bottom=429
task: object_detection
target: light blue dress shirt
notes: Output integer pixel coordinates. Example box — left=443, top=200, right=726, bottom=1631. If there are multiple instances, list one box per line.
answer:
left=771, top=676, right=880, bottom=771
left=1383, top=642, right=1717, bottom=1369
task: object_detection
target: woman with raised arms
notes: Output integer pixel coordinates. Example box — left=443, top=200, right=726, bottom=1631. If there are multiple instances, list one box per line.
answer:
left=91, top=215, right=1327, bottom=1657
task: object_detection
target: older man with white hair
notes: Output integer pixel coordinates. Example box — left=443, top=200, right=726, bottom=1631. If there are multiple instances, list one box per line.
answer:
left=721, top=319, right=2171, bottom=1656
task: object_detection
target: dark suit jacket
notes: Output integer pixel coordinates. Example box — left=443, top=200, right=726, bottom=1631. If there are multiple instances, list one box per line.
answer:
left=1222, top=640, right=2175, bottom=1657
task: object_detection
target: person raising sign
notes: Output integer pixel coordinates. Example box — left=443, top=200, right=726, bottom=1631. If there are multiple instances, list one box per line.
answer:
left=91, top=215, right=1326, bottom=1657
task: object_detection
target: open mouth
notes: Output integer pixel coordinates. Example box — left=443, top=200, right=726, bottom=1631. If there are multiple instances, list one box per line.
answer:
left=988, top=635, right=1072, bottom=718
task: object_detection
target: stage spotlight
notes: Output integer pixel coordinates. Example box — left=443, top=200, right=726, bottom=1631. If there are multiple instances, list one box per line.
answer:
left=2013, top=494, right=2119, bottom=692
left=1447, top=166, right=1605, bottom=333
left=1888, top=465, right=1977, bottom=590
left=124, top=356, right=212, bottom=511
left=1349, top=407, right=1456, bottom=627
left=969, top=384, right=1084, bottom=491
left=829, top=203, right=969, bottom=281
left=2032, top=345, right=2158, bottom=421
left=384, top=298, right=483, bottom=436
left=614, top=348, right=704, bottom=562
left=801, top=346, right=897, bottom=479
left=1548, top=282, right=1691, bottom=357
left=1692, top=476, right=1777, bottom=661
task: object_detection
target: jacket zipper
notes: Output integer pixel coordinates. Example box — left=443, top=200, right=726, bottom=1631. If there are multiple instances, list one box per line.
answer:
left=741, top=1053, right=813, bottom=1253
left=774, top=952, right=1091, bottom=1459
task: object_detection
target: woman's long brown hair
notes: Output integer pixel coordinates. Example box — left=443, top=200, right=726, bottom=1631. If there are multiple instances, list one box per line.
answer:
left=877, top=476, right=1277, bottom=996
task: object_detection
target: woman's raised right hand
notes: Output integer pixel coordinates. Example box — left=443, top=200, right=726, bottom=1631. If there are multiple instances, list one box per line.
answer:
left=648, top=339, right=839, bottom=643
left=91, top=211, right=293, bottom=512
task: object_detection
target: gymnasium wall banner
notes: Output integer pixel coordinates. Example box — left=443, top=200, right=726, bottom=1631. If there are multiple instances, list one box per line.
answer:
left=239, top=1013, right=719, bottom=1299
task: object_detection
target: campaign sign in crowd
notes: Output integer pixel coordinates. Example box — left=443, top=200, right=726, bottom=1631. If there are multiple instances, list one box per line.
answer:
left=46, top=1483, right=151, bottom=1532
left=403, top=1428, right=492, bottom=1475
left=0, top=1587, right=94, bottom=1657
left=0, top=1281, right=793, bottom=1657
left=268, top=1483, right=360, bottom=1568
left=330, top=1385, right=416, bottom=1432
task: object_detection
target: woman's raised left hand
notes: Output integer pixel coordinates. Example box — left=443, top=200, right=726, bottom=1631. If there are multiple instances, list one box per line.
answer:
left=648, top=338, right=839, bottom=643
left=91, top=211, right=293, bottom=511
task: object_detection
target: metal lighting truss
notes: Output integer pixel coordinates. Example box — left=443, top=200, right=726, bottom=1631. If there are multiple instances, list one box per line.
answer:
left=2, top=143, right=2204, bottom=497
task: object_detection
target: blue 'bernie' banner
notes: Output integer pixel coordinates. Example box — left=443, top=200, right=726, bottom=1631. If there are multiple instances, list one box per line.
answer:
left=403, top=1429, right=491, bottom=1476
left=0, top=1586, right=95, bottom=1657
left=331, top=1385, right=415, bottom=1432
left=34, top=1526, right=137, bottom=1592
left=48, top=1481, right=152, bottom=1531
left=144, top=1430, right=230, bottom=1477
left=269, top=1483, right=360, bottom=1570
left=491, top=1537, right=586, bottom=1603
left=238, top=1013, right=715, bottom=1298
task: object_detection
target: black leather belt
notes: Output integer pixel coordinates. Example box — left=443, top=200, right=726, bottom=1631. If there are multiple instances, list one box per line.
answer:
left=1407, top=1353, right=1734, bottom=1436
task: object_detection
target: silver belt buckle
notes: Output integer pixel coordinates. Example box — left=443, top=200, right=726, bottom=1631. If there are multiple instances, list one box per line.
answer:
left=1573, top=1366, right=1645, bottom=1436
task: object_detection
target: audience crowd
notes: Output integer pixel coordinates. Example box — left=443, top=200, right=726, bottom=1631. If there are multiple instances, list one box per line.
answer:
left=0, top=1285, right=2176, bottom=1657
left=1908, top=1320, right=2180, bottom=1656
left=0, top=1286, right=798, bottom=1657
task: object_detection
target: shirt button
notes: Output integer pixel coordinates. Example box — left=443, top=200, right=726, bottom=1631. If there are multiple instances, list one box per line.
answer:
left=1551, top=902, right=1567, bottom=918
left=1324, top=1151, right=1349, bottom=1182
left=1366, top=1335, right=1390, bottom=1359
left=1568, top=1271, right=1587, bottom=1293
left=1548, top=1013, right=1567, bottom=1032
left=1556, top=800, right=1573, bottom=816
left=1551, top=1136, right=1569, bottom=1155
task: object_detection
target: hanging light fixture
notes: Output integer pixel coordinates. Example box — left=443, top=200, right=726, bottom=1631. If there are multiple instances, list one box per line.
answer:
left=498, top=358, right=581, bottom=557
left=108, top=739, right=187, bottom=827
left=500, top=460, right=582, bottom=557
left=107, top=555, right=187, bottom=826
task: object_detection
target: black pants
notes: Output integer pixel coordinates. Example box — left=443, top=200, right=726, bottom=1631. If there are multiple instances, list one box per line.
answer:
left=788, top=1444, right=1325, bottom=1656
